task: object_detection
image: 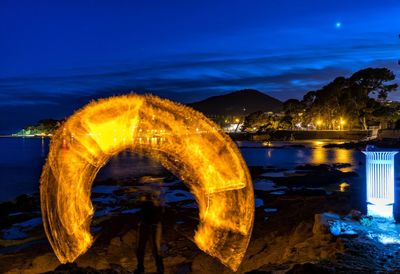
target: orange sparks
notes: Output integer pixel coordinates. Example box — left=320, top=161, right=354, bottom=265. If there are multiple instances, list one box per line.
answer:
left=40, top=94, right=254, bottom=271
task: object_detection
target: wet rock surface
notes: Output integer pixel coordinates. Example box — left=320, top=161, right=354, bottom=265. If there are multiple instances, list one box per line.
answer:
left=2, top=165, right=400, bottom=273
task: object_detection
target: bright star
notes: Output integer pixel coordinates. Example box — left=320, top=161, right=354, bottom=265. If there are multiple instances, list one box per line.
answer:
left=335, top=22, right=342, bottom=28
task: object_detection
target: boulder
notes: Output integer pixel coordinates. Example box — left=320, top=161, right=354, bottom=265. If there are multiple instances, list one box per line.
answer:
left=121, top=229, right=136, bottom=246
left=312, top=213, right=334, bottom=240
left=28, top=253, right=60, bottom=273
left=286, top=262, right=335, bottom=274
left=191, top=253, right=229, bottom=274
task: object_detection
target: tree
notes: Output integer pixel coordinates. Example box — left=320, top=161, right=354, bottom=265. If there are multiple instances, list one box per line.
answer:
left=241, top=112, right=284, bottom=132
left=241, top=111, right=269, bottom=132
left=297, top=67, right=398, bottom=130
left=348, top=68, right=398, bottom=129
left=283, top=99, right=305, bottom=129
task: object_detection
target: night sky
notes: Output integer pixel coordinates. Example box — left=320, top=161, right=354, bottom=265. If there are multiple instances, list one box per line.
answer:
left=1, top=0, right=399, bottom=134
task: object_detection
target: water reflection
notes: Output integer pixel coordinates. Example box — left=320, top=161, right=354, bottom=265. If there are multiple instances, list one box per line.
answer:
left=96, top=151, right=167, bottom=181
left=296, top=149, right=305, bottom=160
left=41, top=137, right=45, bottom=158
left=335, top=149, right=352, bottom=164
left=311, top=147, right=327, bottom=164
left=240, top=140, right=362, bottom=171
left=313, top=140, right=324, bottom=146
left=309, top=145, right=357, bottom=169
left=0, top=138, right=369, bottom=204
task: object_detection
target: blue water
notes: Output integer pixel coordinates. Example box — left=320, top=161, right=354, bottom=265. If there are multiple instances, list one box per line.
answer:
left=238, top=140, right=363, bottom=171
left=1, top=137, right=399, bottom=207
left=0, top=137, right=49, bottom=202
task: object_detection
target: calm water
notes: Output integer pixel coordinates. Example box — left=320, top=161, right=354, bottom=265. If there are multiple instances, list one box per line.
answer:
left=238, top=140, right=363, bottom=171
left=0, top=137, right=49, bottom=202
left=1, top=137, right=399, bottom=208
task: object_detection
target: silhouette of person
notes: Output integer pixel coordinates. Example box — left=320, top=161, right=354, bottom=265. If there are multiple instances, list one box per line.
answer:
left=134, top=191, right=164, bottom=274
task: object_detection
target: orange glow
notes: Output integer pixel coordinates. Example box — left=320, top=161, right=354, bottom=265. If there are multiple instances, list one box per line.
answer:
left=339, top=182, right=350, bottom=192
left=311, top=146, right=326, bottom=164
left=40, top=94, right=254, bottom=271
left=335, top=149, right=352, bottom=165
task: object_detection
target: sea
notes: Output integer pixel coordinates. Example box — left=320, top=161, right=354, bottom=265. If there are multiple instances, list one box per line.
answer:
left=2, top=136, right=400, bottom=218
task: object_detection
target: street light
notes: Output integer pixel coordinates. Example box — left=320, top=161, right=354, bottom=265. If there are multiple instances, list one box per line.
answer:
left=316, top=120, right=322, bottom=129
left=340, top=119, right=345, bottom=130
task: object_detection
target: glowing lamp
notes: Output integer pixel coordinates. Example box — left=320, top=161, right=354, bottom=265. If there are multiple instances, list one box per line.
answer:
left=363, top=148, right=397, bottom=219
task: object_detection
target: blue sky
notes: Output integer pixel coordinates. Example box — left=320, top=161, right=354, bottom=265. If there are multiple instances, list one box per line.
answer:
left=0, top=0, right=399, bottom=133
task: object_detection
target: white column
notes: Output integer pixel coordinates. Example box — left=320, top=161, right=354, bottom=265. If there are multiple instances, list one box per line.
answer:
left=363, top=151, right=397, bottom=219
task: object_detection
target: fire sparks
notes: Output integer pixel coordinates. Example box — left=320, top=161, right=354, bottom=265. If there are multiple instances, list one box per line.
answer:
left=40, top=94, right=254, bottom=271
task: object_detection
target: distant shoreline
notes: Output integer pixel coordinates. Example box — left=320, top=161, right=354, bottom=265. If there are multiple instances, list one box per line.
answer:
left=0, top=135, right=51, bottom=138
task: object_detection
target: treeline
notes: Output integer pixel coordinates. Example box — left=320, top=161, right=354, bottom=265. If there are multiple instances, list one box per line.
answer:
left=15, top=119, right=62, bottom=136
left=242, top=67, right=399, bottom=132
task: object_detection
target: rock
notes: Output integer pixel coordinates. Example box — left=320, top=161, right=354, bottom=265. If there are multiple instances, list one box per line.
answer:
left=286, top=262, right=335, bottom=274
left=164, top=255, right=186, bottom=265
left=121, top=229, right=136, bottom=246
left=348, top=209, right=363, bottom=221
left=313, top=214, right=334, bottom=237
left=107, top=237, right=124, bottom=259
left=313, top=213, right=358, bottom=239
left=191, top=253, right=228, bottom=274
left=332, top=163, right=352, bottom=169
left=28, top=253, right=60, bottom=273
left=163, top=256, right=187, bottom=272
left=110, top=236, right=122, bottom=247
left=95, top=257, right=112, bottom=270
left=173, top=262, right=192, bottom=274
left=42, top=262, right=130, bottom=273
left=76, top=253, right=111, bottom=270
left=290, top=221, right=313, bottom=246
left=245, top=270, right=272, bottom=274
left=329, top=221, right=357, bottom=238
left=329, top=221, right=341, bottom=236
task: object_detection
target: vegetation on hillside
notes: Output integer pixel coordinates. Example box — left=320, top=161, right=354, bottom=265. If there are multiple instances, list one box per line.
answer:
left=14, top=119, right=62, bottom=136
left=242, top=68, right=399, bottom=133
left=14, top=67, right=399, bottom=136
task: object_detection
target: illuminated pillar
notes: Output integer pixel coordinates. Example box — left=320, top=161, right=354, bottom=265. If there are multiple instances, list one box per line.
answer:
left=363, top=150, right=397, bottom=219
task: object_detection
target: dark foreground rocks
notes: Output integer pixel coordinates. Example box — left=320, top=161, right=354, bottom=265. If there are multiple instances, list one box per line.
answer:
left=2, top=167, right=400, bottom=273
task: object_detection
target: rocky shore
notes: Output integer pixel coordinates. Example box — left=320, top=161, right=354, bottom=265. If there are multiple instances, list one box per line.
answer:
left=1, top=164, right=400, bottom=273
left=323, top=139, right=400, bottom=150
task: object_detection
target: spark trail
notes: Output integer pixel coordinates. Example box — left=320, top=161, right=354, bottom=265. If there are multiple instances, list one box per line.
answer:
left=40, top=94, right=254, bottom=271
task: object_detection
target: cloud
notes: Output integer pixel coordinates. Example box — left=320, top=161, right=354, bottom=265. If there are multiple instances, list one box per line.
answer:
left=1, top=38, right=398, bottom=103
left=0, top=34, right=399, bottom=133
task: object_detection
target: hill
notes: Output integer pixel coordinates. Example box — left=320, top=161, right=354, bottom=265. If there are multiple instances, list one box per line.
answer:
left=13, top=119, right=62, bottom=136
left=188, top=89, right=283, bottom=116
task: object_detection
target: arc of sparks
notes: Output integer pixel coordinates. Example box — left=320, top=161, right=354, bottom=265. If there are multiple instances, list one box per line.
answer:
left=40, top=94, right=254, bottom=271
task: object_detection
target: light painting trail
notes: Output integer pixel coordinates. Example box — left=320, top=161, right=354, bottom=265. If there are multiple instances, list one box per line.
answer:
left=363, top=149, right=398, bottom=219
left=40, top=94, right=254, bottom=271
